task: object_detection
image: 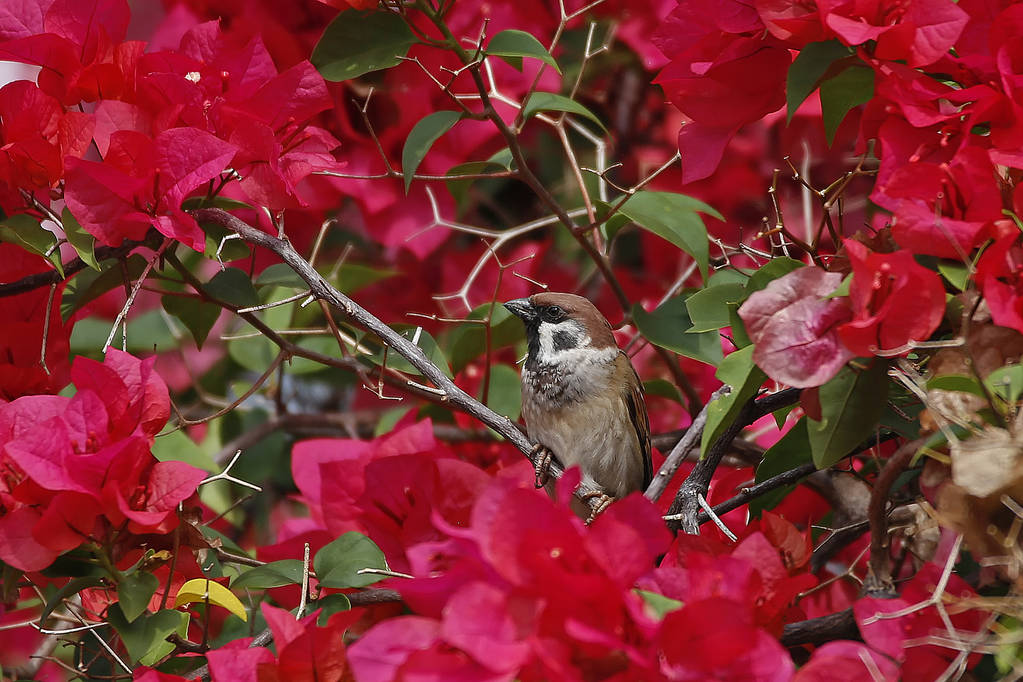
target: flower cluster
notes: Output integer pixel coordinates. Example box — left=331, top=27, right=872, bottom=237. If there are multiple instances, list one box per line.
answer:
left=673, top=0, right=1023, bottom=387
left=0, top=350, right=204, bottom=571
left=0, top=2, right=343, bottom=250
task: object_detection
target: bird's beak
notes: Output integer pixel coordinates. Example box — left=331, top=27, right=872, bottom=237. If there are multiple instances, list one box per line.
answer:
left=503, top=297, right=536, bottom=322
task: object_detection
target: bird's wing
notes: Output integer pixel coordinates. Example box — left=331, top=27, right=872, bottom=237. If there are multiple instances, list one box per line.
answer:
left=620, top=352, right=652, bottom=489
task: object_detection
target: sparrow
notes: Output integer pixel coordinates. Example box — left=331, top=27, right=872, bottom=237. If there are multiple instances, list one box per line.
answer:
left=503, top=292, right=652, bottom=519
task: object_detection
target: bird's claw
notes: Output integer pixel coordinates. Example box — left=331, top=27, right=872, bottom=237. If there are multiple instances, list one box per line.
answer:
left=580, top=491, right=614, bottom=525
left=531, top=443, right=554, bottom=488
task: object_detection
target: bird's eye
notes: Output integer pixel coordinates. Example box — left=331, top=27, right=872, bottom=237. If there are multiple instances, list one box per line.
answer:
left=543, top=305, right=565, bottom=322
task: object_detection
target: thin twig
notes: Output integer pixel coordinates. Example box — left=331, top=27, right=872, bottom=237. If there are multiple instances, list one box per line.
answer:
left=697, top=461, right=818, bottom=524
left=694, top=492, right=737, bottom=541
left=296, top=542, right=311, bottom=619
left=102, top=239, right=170, bottom=352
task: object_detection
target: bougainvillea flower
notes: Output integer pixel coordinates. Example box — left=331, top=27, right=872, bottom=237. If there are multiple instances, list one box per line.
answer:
left=652, top=2, right=791, bottom=182
left=0, top=80, right=93, bottom=189
left=254, top=603, right=360, bottom=682
left=836, top=240, right=946, bottom=356
left=976, top=233, right=1023, bottom=334
left=793, top=641, right=899, bottom=681
left=64, top=127, right=236, bottom=250
left=658, top=596, right=795, bottom=681
left=819, top=0, right=968, bottom=67
left=0, top=0, right=134, bottom=104
left=873, top=147, right=1003, bottom=259
left=0, top=350, right=203, bottom=571
left=738, top=266, right=854, bottom=387
left=754, top=0, right=826, bottom=46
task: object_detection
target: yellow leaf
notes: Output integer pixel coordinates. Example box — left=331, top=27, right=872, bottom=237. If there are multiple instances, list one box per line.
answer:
left=174, top=579, right=247, bottom=622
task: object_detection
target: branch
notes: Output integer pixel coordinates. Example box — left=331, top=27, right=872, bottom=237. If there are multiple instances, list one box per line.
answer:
left=865, top=437, right=926, bottom=596
left=697, top=461, right=818, bottom=525
left=189, top=208, right=608, bottom=513
left=645, top=385, right=729, bottom=502
left=0, top=232, right=163, bottom=298
left=780, top=608, right=859, bottom=647
left=665, top=388, right=801, bottom=534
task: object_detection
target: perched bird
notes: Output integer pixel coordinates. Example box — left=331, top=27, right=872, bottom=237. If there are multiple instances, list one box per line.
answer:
left=503, top=292, right=651, bottom=519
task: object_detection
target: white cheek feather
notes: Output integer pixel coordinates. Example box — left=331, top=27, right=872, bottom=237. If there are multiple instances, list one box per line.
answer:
left=538, top=321, right=580, bottom=358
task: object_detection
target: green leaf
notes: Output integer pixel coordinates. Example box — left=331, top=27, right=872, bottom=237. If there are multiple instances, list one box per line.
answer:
left=643, top=378, right=684, bottom=404
left=311, top=9, right=417, bottom=81
left=332, top=263, right=395, bottom=294
left=880, top=401, right=922, bottom=439
left=162, top=295, right=221, bottom=349
left=231, top=560, right=305, bottom=590
left=152, top=428, right=217, bottom=472
left=685, top=282, right=745, bottom=333
left=521, top=92, right=606, bottom=131
left=728, top=305, right=752, bottom=348
left=937, top=261, right=969, bottom=292
left=402, top=111, right=462, bottom=192
left=746, top=257, right=805, bottom=295
left=987, top=365, right=1023, bottom=405
left=701, top=346, right=766, bottom=455
left=808, top=362, right=888, bottom=468
left=750, top=419, right=812, bottom=517
left=447, top=304, right=521, bottom=373
left=254, top=263, right=306, bottom=289
left=40, top=576, right=104, bottom=625
left=204, top=267, right=260, bottom=308
left=374, top=406, right=412, bottom=437
left=635, top=589, right=682, bottom=620
left=313, top=532, right=388, bottom=589
left=820, top=65, right=875, bottom=145
left=117, top=571, right=159, bottom=623
left=786, top=40, right=854, bottom=123
left=618, top=191, right=723, bottom=280
left=200, top=220, right=252, bottom=263
left=69, top=309, right=178, bottom=354
left=366, top=326, right=452, bottom=378
left=632, top=298, right=722, bottom=367
left=227, top=331, right=278, bottom=374
left=315, top=593, right=352, bottom=626
left=596, top=200, right=632, bottom=243
left=823, top=273, right=852, bottom=299
left=183, top=196, right=253, bottom=211
left=486, top=29, right=560, bottom=73
left=487, top=147, right=514, bottom=170
left=0, top=214, right=63, bottom=276
left=926, top=374, right=985, bottom=398
left=107, top=605, right=188, bottom=665
left=445, top=161, right=509, bottom=208
left=483, top=363, right=522, bottom=421
left=61, top=208, right=99, bottom=271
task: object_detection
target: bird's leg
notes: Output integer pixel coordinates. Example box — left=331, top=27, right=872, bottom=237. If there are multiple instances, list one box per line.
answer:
left=580, top=491, right=614, bottom=524
left=530, top=443, right=554, bottom=488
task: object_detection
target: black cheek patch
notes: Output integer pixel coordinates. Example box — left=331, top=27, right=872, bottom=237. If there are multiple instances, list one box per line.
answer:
left=552, top=329, right=576, bottom=351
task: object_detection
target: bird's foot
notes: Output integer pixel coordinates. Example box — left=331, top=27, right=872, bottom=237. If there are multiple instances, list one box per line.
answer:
left=531, top=443, right=554, bottom=488
left=580, top=491, right=615, bottom=525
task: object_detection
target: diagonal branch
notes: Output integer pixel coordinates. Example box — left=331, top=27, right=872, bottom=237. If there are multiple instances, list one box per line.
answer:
left=0, top=231, right=164, bottom=298
left=190, top=207, right=607, bottom=514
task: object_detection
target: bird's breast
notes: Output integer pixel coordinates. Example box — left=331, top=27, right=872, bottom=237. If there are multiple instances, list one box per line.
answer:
left=521, top=355, right=644, bottom=498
